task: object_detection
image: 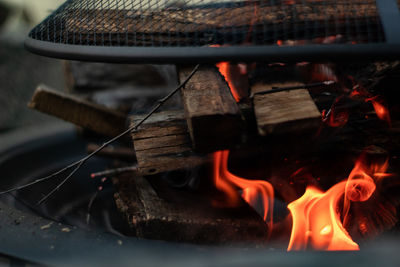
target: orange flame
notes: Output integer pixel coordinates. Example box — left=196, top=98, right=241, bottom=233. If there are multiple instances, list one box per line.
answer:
left=366, top=96, right=391, bottom=126
left=213, top=151, right=274, bottom=230
left=323, top=108, right=349, bottom=128
left=216, top=62, right=242, bottom=102
left=322, top=97, right=349, bottom=128
left=287, top=183, right=359, bottom=251
left=348, top=76, right=391, bottom=125
left=288, top=157, right=388, bottom=251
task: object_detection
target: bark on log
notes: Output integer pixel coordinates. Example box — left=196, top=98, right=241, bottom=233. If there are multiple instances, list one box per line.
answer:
left=131, top=110, right=210, bottom=176
left=113, top=172, right=269, bottom=245
left=29, top=84, right=127, bottom=137
left=251, top=82, right=321, bottom=136
left=179, top=66, right=243, bottom=152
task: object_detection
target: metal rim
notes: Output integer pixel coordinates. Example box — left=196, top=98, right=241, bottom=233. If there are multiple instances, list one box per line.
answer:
left=25, top=37, right=400, bottom=64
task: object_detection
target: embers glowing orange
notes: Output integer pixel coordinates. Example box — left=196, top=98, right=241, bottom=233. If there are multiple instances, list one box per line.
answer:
left=322, top=97, right=349, bottom=128
left=288, top=157, right=388, bottom=251
left=213, top=151, right=274, bottom=229
left=348, top=76, right=391, bottom=125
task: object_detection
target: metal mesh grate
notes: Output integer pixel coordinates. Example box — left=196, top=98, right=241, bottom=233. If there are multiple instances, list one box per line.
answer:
left=29, top=0, right=389, bottom=47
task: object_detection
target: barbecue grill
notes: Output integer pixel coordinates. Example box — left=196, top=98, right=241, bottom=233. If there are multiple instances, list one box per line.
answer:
left=25, top=0, right=400, bottom=63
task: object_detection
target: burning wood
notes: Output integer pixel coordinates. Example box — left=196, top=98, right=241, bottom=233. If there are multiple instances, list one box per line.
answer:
left=179, top=66, right=243, bottom=152
left=113, top=171, right=269, bottom=244
left=15, top=58, right=400, bottom=251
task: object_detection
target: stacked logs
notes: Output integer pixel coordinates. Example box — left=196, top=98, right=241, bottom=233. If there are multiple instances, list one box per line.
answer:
left=28, top=60, right=400, bottom=245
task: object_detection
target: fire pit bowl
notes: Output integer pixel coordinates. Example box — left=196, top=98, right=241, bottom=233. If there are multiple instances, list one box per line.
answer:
left=0, top=124, right=399, bottom=266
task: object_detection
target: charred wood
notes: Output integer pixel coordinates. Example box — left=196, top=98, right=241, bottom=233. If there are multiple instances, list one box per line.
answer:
left=113, top=172, right=269, bottom=245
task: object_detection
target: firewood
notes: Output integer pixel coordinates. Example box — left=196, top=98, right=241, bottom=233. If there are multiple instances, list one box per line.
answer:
left=179, top=66, right=243, bottom=152
left=131, top=110, right=210, bottom=176
left=251, top=82, right=321, bottom=136
left=113, top=172, right=269, bottom=245
left=29, top=85, right=127, bottom=137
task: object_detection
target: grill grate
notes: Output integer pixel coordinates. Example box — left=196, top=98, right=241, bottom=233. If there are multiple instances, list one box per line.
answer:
left=30, top=0, right=389, bottom=46
left=25, top=0, right=400, bottom=63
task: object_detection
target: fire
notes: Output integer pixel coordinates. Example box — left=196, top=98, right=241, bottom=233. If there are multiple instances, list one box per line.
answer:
left=366, top=96, right=391, bottom=126
left=322, top=97, right=349, bottom=128
left=212, top=45, right=392, bottom=250
left=213, top=151, right=274, bottom=230
left=216, top=62, right=243, bottom=102
left=348, top=76, right=391, bottom=125
left=287, top=156, right=389, bottom=251
left=287, top=183, right=359, bottom=251
left=322, top=107, right=349, bottom=128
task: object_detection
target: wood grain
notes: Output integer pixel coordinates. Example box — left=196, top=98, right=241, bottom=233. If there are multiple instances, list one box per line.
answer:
left=252, top=82, right=321, bottom=135
left=179, top=66, right=243, bottom=152
left=113, top=172, right=269, bottom=244
left=131, top=110, right=210, bottom=176
left=29, top=84, right=127, bottom=137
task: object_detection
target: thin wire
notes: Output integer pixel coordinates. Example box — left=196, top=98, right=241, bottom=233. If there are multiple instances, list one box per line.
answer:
left=0, top=64, right=200, bottom=205
left=91, top=166, right=138, bottom=178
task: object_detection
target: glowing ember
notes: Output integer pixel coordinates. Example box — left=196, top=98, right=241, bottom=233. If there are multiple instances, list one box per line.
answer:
left=213, top=150, right=274, bottom=230
left=322, top=97, right=349, bottom=128
left=348, top=76, right=391, bottom=125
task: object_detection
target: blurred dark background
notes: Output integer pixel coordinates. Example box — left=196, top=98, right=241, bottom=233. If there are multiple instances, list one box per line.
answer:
left=0, top=0, right=66, bottom=133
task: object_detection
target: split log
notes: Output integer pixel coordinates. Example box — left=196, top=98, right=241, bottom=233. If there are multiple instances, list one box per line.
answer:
left=251, top=82, right=321, bottom=136
left=179, top=66, right=243, bottom=152
left=131, top=110, right=210, bottom=176
left=29, top=85, right=127, bottom=137
left=113, top=172, right=269, bottom=245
